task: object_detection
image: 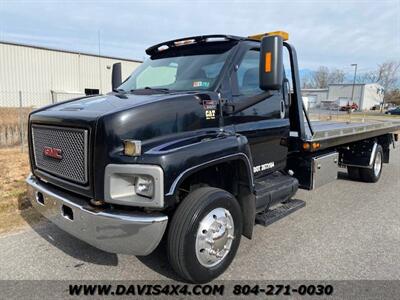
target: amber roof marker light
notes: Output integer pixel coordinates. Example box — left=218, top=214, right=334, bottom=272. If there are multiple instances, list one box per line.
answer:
left=248, top=31, right=289, bottom=41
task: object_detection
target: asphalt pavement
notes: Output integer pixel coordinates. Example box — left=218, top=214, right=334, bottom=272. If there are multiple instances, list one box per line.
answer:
left=0, top=148, right=399, bottom=281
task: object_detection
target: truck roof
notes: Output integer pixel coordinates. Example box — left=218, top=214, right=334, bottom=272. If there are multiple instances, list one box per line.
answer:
left=145, top=34, right=246, bottom=56
left=145, top=31, right=289, bottom=56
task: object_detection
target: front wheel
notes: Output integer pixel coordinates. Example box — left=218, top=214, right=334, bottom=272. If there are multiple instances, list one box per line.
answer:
left=167, top=187, right=242, bottom=283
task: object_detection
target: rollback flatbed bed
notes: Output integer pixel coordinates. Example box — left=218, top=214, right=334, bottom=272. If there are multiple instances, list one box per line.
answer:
left=306, top=119, right=400, bottom=149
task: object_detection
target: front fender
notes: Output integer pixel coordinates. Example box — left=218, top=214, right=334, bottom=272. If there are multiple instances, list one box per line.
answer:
left=146, top=133, right=254, bottom=199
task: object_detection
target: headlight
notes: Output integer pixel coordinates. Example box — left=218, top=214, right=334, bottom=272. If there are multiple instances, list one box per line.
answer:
left=135, top=175, right=154, bottom=198
left=104, top=164, right=164, bottom=208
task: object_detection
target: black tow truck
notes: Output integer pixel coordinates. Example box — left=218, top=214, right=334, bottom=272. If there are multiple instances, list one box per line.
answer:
left=26, top=31, right=400, bottom=283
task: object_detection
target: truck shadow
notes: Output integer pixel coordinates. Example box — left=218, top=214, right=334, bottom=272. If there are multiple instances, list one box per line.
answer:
left=20, top=209, right=119, bottom=266
left=136, top=238, right=184, bottom=281
left=337, top=171, right=359, bottom=181
left=337, top=171, right=349, bottom=180
left=19, top=207, right=183, bottom=279
left=19, top=208, right=182, bottom=280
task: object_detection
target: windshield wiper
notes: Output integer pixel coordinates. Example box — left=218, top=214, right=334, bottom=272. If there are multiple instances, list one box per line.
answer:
left=144, top=87, right=170, bottom=92
left=113, top=88, right=127, bottom=93
left=130, top=87, right=170, bottom=93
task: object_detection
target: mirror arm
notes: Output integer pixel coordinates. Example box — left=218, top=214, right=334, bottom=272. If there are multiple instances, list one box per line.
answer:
left=223, top=91, right=274, bottom=115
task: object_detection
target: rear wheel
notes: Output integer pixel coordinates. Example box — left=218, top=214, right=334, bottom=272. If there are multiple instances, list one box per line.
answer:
left=359, top=145, right=383, bottom=183
left=167, top=187, right=242, bottom=283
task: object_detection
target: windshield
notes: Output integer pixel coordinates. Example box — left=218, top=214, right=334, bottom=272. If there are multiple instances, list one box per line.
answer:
left=118, top=45, right=234, bottom=92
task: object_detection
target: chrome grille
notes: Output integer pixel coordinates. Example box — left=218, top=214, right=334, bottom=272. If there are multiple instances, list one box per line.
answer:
left=32, top=125, right=88, bottom=184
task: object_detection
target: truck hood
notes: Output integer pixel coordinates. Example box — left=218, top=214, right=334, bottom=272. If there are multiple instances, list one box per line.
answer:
left=46, top=92, right=187, bottom=115
left=30, top=91, right=216, bottom=125
left=28, top=90, right=222, bottom=200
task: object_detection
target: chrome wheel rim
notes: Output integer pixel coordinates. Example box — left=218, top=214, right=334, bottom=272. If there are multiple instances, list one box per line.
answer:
left=374, top=151, right=382, bottom=177
left=195, top=207, right=235, bottom=268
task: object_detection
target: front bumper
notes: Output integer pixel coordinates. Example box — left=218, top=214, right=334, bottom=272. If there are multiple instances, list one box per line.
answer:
left=26, top=174, right=168, bottom=255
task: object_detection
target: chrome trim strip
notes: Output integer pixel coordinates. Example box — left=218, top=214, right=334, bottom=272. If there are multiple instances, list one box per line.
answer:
left=83, top=129, right=88, bottom=183
left=341, top=163, right=373, bottom=169
left=166, top=153, right=254, bottom=196
left=146, top=133, right=221, bottom=155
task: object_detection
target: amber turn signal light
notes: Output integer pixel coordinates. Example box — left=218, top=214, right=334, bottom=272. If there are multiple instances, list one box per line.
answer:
left=302, top=142, right=311, bottom=150
left=302, top=142, right=321, bottom=151
left=312, top=142, right=321, bottom=150
left=123, top=140, right=142, bottom=156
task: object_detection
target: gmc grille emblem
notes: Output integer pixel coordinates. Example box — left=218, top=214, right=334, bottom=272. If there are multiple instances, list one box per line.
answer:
left=43, top=147, right=63, bottom=160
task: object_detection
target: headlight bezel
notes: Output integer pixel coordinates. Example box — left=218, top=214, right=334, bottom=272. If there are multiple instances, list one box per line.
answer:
left=104, top=164, right=164, bottom=208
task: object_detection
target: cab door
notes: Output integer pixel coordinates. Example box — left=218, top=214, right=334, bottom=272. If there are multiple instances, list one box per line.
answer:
left=228, top=48, right=290, bottom=177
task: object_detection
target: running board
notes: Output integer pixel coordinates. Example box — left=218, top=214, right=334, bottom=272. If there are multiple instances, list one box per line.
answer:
left=255, top=199, right=305, bottom=226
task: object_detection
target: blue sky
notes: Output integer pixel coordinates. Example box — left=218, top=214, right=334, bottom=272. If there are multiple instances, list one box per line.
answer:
left=0, top=0, right=399, bottom=73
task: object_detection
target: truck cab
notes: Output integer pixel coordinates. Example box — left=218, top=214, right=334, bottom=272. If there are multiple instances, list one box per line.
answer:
left=26, top=31, right=399, bottom=283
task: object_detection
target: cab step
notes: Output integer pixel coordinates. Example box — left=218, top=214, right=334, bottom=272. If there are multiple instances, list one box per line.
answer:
left=255, top=199, right=305, bottom=226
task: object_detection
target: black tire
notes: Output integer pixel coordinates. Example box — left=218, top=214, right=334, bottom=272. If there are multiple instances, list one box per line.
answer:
left=167, top=187, right=242, bottom=283
left=347, top=166, right=360, bottom=180
left=359, top=145, right=383, bottom=183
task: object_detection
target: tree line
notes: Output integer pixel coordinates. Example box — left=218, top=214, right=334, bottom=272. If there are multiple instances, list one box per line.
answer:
left=301, top=60, right=400, bottom=104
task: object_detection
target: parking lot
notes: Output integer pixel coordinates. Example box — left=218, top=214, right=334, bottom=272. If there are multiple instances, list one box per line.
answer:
left=0, top=146, right=398, bottom=281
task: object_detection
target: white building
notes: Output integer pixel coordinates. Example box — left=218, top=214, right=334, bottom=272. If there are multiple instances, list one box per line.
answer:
left=0, top=41, right=141, bottom=107
left=327, top=83, right=384, bottom=110
left=302, top=83, right=384, bottom=110
left=301, top=88, right=328, bottom=109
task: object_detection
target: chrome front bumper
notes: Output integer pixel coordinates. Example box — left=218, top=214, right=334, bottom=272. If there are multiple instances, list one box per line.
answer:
left=26, top=174, right=168, bottom=255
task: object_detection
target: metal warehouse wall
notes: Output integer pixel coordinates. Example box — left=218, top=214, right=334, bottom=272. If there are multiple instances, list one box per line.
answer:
left=327, top=84, right=384, bottom=110
left=362, top=83, right=384, bottom=109
left=301, top=89, right=328, bottom=106
left=327, top=84, right=364, bottom=107
left=0, top=42, right=141, bottom=107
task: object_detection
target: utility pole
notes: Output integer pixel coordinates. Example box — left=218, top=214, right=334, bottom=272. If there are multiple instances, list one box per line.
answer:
left=349, top=63, right=358, bottom=121
left=98, top=30, right=102, bottom=94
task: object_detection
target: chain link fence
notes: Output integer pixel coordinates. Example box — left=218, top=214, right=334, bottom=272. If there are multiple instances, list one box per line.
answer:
left=306, top=102, right=343, bottom=122
left=305, top=99, right=387, bottom=125
left=0, top=90, right=85, bottom=151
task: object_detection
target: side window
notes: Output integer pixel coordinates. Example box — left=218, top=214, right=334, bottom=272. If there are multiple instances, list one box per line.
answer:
left=236, top=49, right=263, bottom=96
